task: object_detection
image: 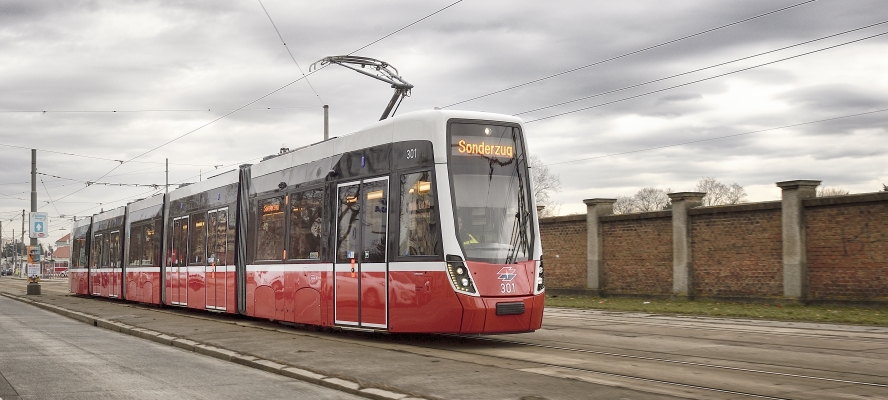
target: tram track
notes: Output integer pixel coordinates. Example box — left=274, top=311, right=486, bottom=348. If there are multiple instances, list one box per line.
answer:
left=467, top=335, right=888, bottom=389
left=8, top=281, right=888, bottom=399
left=418, top=335, right=888, bottom=399
left=545, top=308, right=888, bottom=345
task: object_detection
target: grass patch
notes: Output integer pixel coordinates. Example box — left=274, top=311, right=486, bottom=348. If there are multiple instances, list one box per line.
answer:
left=546, top=295, right=888, bottom=326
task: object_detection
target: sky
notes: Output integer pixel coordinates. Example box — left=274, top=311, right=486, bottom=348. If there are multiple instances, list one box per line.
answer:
left=1, top=0, right=887, bottom=245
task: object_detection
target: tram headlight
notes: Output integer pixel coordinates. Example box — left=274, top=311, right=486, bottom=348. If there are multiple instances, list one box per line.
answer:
left=536, top=256, right=545, bottom=292
left=446, top=255, right=476, bottom=294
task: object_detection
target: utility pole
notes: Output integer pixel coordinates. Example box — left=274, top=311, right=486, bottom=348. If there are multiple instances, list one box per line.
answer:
left=324, top=105, right=329, bottom=140
left=20, top=209, right=24, bottom=276
left=28, top=149, right=40, bottom=293
left=31, top=150, right=37, bottom=252
left=165, top=158, right=169, bottom=194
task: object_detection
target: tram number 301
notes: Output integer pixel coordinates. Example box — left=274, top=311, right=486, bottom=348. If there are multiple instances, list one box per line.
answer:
left=406, top=148, right=418, bottom=159
left=500, top=282, right=516, bottom=294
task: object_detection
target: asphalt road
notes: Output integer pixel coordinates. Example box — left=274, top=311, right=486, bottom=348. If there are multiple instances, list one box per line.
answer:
left=3, top=277, right=888, bottom=399
left=0, top=293, right=363, bottom=400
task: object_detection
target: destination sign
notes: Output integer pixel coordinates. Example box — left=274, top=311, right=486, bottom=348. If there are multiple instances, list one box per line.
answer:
left=454, top=139, right=514, bottom=158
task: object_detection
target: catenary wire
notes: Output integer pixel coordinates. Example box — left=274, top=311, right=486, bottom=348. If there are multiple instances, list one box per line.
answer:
left=31, top=1, right=464, bottom=216
left=545, top=107, right=888, bottom=166
left=0, top=106, right=320, bottom=113
left=440, top=0, right=817, bottom=109
left=346, top=0, right=463, bottom=56
left=0, top=142, right=223, bottom=167
left=524, top=30, right=888, bottom=123
left=258, top=0, right=324, bottom=105
left=40, top=177, right=62, bottom=217
left=515, top=19, right=888, bottom=116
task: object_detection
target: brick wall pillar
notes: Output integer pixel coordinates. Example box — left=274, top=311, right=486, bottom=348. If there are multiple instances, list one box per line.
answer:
left=583, top=198, right=615, bottom=292
left=777, top=180, right=820, bottom=299
left=667, top=192, right=705, bottom=297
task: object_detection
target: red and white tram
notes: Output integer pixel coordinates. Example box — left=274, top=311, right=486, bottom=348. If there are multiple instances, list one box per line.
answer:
left=70, top=110, right=545, bottom=333
left=69, top=217, right=91, bottom=295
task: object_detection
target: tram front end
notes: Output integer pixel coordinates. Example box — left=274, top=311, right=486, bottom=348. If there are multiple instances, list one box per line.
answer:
left=446, top=120, right=545, bottom=334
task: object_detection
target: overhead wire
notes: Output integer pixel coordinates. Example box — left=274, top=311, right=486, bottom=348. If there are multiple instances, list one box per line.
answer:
left=258, top=0, right=324, bottom=105
left=30, top=1, right=465, bottom=218
left=545, top=107, right=888, bottom=166
left=0, top=106, right=320, bottom=113
left=440, top=0, right=818, bottom=109
left=515, top=19, right=888, bottom=116
left=347, top=0, right=464, bottom=56
left=524, top=30, right=888, bottom=123
left=39, top=177, right=61, bottom=217
left=0, top=142, right=222, bottom=167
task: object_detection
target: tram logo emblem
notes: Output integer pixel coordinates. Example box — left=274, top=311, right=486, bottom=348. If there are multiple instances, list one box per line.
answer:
left=497, top=267, right=517, bottom=282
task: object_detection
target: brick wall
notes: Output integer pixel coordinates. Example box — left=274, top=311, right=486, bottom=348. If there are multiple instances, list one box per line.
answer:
left=690, top=204, right=783, bottom=298
left=601, top=213, right=672, bottom=294
left=539, top=215, right=586, bottom=288
left=806, top=195, right=888, bottom=300
left=540, top=190, right=888, bottom=303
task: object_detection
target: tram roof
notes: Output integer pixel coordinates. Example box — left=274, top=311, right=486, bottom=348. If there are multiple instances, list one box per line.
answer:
left=251, top=109, right=524, bottom=178
left=127, top=193, right=164, bottom=212
left=72, top=216, right=92, bottom=230
left=92, top=205, right=126, bottom=223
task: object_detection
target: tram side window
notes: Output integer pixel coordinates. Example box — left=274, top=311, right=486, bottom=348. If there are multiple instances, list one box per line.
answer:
left=129, top=225, right=143, bottom=266
left=207, top=209, right=228, bottom=266
left=218, top=208, right=231, bottom=266
left=190, top=213, right=207, bottom=265
left=73, top=237, right=85, bottom=268
left=143, top=222, right=157, bottom=267
left=289, top=189, right=323, bottom=260
left=102, top=234, right=111, bottom=267
left=399, top=171, right=439, bottom=256
left=91, top=234, right=101, bottom=268
left=207, top=211, right=218, bottom=265
left=257, top=197, right=285, bottom=261
left=110, top=232, right=120, bottom=268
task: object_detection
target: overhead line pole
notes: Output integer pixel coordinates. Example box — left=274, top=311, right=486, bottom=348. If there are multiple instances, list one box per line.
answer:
left=31, top=149, right=37, bottom=248
left=29, top=150, right=41, bottom=292
left=20, top=210, right=24, bottom=276
left=324, top=105, right=329, bottom=140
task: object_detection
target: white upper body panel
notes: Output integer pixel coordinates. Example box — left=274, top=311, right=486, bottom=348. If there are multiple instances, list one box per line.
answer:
left=250, top=110, right=525, bottom=178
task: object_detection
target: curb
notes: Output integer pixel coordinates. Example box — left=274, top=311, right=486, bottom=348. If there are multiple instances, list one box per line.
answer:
left=0, top=292, right=423, bottom=400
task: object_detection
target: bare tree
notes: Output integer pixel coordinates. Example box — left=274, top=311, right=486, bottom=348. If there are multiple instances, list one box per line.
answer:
left=611, top=188, right=672, bottom=214
left=695, top=177, right=747, bottom=206
left=529, top=154, right=561, bottom=217
left=883, top=183, right=887, bottom=192
left=612, top=196, right=638, bottom=214
left=634, top=187, right=671, bottom=211
left=817, top=187, right=850, bottom=197
left=724, top=183, right=746, bottom=204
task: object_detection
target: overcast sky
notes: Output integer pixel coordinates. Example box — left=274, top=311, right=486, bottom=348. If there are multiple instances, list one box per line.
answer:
left=1, top=0, right=886, bottom=244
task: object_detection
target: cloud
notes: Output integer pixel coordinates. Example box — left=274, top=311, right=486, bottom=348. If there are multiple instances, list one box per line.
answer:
left=2, top=0, right=888, bottom=239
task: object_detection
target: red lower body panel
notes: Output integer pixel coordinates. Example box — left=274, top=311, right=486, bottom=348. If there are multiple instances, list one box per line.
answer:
left=69, top=271, right=89, bottom=295
left=457, top=293, right=545, bottom=334
left=125, top=270, right=161, bottom=304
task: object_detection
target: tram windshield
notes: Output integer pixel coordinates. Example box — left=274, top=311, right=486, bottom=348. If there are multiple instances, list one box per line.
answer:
left=449, top=122, right=534, bottom=264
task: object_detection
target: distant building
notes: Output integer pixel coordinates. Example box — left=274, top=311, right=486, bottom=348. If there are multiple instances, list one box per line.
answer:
left=52, top=234, right=71, bottom=274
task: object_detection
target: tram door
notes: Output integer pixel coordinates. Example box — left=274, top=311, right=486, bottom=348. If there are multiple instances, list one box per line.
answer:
left=91, top=233, right=103, bottom=296
left=169, top=217, right=188, bottom=305
left=109, top=231, right=121, bottom=298
left=334, top=177, right=389, bottom=328
left=205, top=208, right=227, bottom=310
